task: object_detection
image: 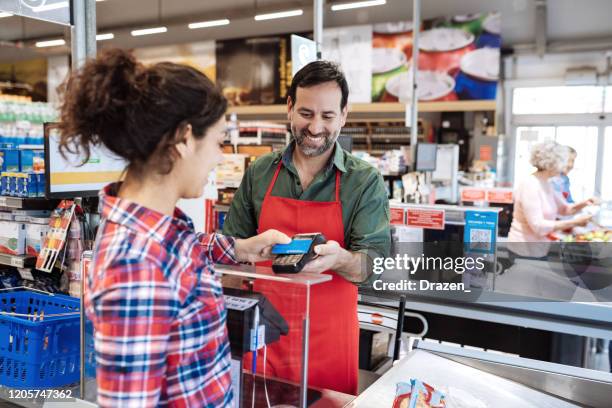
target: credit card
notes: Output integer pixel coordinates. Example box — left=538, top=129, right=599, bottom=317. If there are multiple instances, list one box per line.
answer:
left=271, top=238, right=313, bottom=255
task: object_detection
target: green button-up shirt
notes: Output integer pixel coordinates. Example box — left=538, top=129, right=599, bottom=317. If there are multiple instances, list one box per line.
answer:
left=222, top=141, right=391, bottom=263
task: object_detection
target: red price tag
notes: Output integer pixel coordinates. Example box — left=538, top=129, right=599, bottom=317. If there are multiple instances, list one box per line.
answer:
left=487, top=189, right=514, bottom=204
left=461, top=188, right=486, bottom=202
left=390, top=207, right=405, bottom=225
left=406, top=209, right=445, bottom=230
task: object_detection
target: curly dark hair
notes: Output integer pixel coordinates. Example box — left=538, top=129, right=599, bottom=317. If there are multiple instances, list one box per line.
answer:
left=57, top=48, right=227, bottom=174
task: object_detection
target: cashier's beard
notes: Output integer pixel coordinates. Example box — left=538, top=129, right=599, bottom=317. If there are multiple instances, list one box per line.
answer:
left=291, top=126, right=339, bottom=157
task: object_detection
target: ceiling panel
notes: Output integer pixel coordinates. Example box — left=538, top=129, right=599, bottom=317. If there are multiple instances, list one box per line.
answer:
left=2, top=0, right=612, bottom=63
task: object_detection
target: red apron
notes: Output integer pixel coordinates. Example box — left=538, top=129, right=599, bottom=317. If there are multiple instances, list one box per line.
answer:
left=248, top=161, right=359, bottom=395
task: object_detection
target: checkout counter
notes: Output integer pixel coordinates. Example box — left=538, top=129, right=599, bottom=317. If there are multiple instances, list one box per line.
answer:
left=356, top=202, right=612, bottom=407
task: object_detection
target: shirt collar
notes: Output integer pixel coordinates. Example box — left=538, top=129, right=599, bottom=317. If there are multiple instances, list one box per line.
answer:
left=99, top=183, right=195, bottom=241
left=275, top=140, right=347, bottom=173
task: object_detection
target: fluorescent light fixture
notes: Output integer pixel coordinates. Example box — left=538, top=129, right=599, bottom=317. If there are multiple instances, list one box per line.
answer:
left=131, top=26, right=167, bottom=36
left=32, top=1, right=69, bottom=12
left=331, top=0, right=386, bottom=11
left=188, top=19, right=230, bottom=29
left=254, top=9, right=303, bottom=21
left=0, top=12, right=13, bottom=18
left=35, top=39, right=66, bottom=48
left=96, top=33, right=114, bottom=41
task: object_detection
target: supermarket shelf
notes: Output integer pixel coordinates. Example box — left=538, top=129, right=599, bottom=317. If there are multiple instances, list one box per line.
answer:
left=0, top=253, right=36, bottom=268
left=0, top=196, right=57, bottom=210
left=227, top=101, right=497, bottom=122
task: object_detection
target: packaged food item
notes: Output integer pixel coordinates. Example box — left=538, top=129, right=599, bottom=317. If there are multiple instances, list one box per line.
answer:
left=0, top=221, right=26, bottom=255
left=392, top=379, right=446, bottom=408
left=25, top=223, right=50, bottom=257
left=3, top=149, right=19, bottom=171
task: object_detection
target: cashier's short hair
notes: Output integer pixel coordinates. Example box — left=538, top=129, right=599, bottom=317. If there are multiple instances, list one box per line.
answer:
left=57, top=48, right=227, bottom=174
left=288, top=60, right=349, bottom=110
left=530, top=141, right=568, bottom=173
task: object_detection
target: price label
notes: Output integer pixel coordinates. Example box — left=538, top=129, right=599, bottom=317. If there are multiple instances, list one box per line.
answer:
left=0, top=197, right=7, bottom=207
left=11, top=257, right=22, bottom=268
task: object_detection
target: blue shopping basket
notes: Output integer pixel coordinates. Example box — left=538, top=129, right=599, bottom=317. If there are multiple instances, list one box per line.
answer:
left=0, top=289, right=81, bottom=388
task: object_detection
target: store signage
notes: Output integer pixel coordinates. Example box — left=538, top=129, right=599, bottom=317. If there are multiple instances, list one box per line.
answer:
left=486, top=188, right=513, bottom=204
left=406, top=208, right=445, bottom=230
left=390, top=207, right=406, bottom=225
left=464, top=210, right=498, bottom=254
left=479, top=145, right=493, bottom=161
left=460, top=188, right=486, bottom=202
left=291, top=35, right=316, bottom=76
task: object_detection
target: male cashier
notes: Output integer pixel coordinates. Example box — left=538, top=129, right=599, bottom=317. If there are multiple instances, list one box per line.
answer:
left=223, top=61, right=390, bottom=395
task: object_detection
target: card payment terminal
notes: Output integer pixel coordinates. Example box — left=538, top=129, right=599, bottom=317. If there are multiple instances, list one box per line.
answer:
left=271, top=233, right=326, bottom=273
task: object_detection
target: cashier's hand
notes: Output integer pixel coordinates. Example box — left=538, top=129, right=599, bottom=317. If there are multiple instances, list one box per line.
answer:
left=301, top=240, right=345, bottom=274
left=235, top=230, right=291, bottom=263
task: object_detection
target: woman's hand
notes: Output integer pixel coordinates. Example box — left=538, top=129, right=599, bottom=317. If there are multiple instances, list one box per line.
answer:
left=572, top=213, right=593, bottom=227
left=571, top=197, right=600, bottom=214
left=234, top=230, right=291, bottom=263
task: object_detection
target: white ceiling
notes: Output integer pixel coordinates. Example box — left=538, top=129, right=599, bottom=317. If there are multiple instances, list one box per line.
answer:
left=1, top=0, right=612, bottom=61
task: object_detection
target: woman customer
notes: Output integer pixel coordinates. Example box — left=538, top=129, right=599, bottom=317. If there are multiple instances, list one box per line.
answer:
left=508, top=141, right=595, bottom=255
left=58, top=49, right=289, bottom=407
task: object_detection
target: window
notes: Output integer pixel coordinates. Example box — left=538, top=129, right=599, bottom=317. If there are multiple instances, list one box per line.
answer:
left=603, top=127, right=612, bottom=201
left=513, top=86, right=605, bottom=115
left=513, top=126, right=598, bottom=202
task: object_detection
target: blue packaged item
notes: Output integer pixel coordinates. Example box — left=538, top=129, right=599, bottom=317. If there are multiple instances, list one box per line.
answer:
left=36, top=173, right=46, bottom=197
left=0, top=173, right=8, bottom=196
left=27, top=173, right=38, bottom=197
left=3, top=149, right=20, bottom=172
left=8, top=173, right=17, bottom=197
left=19, top=150, right=34, bottom=172
left=16, top=173, right=27, bottom=198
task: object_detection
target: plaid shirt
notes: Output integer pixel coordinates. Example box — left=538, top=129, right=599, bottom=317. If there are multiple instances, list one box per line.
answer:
left=85, top=184, right=237, bottom=407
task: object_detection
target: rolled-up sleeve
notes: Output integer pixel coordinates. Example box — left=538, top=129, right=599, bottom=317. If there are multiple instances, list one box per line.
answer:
left=223, top=165, right=258, bottom=239
left=197, top=232, right=238, bottom=265
left=348, top=172, right=391, bottom=282
left=90, top=260, right=178, bottom=408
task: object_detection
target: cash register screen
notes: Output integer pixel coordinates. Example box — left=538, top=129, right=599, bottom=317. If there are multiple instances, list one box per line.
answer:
left=44, top=123, right=127, bottom=198
left=415, top=143, right=438, bottom=172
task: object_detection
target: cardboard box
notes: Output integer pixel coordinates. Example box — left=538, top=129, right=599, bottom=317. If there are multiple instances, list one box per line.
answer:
left=25, top=223, right=50, bottom=257
left=0, top=221, right=26, bottom=255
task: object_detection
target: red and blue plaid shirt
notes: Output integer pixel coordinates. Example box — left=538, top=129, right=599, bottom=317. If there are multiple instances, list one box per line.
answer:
left=85, top=184, right=237, bottom=407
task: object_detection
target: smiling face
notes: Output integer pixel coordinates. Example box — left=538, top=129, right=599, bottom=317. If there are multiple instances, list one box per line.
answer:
left=287, top=81, right=348, bottom=157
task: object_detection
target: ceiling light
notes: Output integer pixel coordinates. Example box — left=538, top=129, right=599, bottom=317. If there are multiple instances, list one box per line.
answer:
left=96, top=33, right=114, bottom=41
left=131, top=26, right=167, bottom=36
left=188, top=19, right=230, bottom=29
left=0, top=12, right=13, bottom=18
left=36, top=39, right=66, bottom=48
left=254, top=9, right=303, bottom=21
left=331, top=0, right=386, bottom=11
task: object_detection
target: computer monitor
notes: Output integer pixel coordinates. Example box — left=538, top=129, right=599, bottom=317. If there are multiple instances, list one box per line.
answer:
left=415, top=143, right=437, bottom=172
left=44, top=123, right=127, bottom=198
left=236, top=144, right=273, bottom=158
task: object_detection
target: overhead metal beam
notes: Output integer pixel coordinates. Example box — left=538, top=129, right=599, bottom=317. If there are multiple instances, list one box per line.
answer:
left=535, top=0, right=547, bottom=56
